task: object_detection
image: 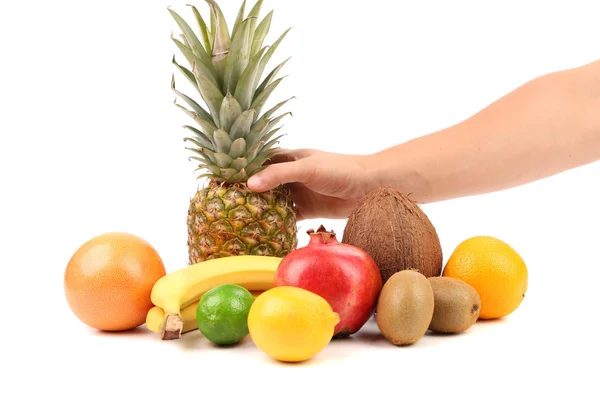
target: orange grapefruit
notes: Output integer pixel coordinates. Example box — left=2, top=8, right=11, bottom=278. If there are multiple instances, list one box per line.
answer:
left=64, top=232, right=166, bottom=331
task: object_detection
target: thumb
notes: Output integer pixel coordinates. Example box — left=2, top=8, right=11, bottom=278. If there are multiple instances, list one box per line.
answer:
left=247, top=160, right=314, bottom=192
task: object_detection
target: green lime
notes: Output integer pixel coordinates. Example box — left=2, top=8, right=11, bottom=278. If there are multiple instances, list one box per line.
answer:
left=196, top=284, right=255, bottom=346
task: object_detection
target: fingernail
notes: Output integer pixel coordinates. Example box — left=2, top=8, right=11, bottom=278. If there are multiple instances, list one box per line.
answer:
left=248, top=175, right=262, bottom=189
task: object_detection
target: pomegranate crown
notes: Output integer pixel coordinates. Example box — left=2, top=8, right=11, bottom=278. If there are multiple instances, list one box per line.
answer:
left=306, top=225, right=337, bottom=244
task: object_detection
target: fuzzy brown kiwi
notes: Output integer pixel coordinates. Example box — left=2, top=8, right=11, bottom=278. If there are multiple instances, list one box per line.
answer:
left=428, top=277, right=481, bottom=333
left=342, top=187, right=443, bottom=285
left=376, top=270, right=434, bottom=346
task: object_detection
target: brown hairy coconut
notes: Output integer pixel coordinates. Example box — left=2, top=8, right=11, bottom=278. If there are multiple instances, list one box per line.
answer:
left=342, top=187, right=443, bottom=284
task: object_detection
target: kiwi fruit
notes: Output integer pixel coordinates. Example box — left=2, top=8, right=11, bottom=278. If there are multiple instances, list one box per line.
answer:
left=428, top=277, right=481, bottom=333
left=342, top=187, right=443, bottom=285
left=376, top=270, right=434, bottom=346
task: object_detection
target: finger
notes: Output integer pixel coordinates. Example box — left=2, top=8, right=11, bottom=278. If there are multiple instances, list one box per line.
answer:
left=247, top=160, right=315, bottom=192
left=264, top=152, right=293, bottom=165
left=266, top=148, right=321, bottom=165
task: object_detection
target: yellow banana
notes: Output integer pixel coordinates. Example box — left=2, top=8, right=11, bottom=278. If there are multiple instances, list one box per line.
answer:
left=146, top=291, right=264, bottom=335
left=150, top=255, right=282, bottom=340
left=146, top=301, right=199, bottom=335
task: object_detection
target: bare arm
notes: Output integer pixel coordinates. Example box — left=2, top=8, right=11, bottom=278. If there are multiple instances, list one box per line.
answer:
left=248, top=59, right=600, bottom=219
left=371, top=59, right=600, bottom=203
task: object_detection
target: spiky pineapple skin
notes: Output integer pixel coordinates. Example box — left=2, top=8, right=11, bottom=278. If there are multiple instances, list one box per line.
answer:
left=187, top=181, right=298, bottom=263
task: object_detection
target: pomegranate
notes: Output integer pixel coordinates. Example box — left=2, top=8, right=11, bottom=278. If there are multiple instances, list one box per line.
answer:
left=274, top=225, right=383, bottom=337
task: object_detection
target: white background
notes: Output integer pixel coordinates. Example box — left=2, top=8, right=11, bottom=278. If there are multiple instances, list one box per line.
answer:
left=1, top=0, right=599, bottom=399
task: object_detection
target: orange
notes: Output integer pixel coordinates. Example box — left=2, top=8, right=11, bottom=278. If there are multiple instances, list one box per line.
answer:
left=64, top=232, right=166, bottom=331
left=442, top=236, right=528, bottom=320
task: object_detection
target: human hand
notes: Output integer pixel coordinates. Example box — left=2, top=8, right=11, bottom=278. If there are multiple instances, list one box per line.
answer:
left=247, top=149, right=379, bottom=221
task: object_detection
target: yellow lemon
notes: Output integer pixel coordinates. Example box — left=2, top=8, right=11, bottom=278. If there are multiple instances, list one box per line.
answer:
left=248, top=286, right=340, bottom=363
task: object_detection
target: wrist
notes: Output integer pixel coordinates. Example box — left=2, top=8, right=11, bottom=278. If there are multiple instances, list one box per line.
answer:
left=357, top=153, right=399, bottom=194
left=358, top=153, right=382, bottom=184
left=360, top=148, right=433, bottom=203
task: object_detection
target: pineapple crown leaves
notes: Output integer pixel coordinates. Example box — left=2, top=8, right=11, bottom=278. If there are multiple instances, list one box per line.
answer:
left=169, top=0, right=294, bottom=183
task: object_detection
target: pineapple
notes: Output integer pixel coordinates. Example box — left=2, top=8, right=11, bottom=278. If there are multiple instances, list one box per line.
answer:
left=169, top=0, right=298, bottom=263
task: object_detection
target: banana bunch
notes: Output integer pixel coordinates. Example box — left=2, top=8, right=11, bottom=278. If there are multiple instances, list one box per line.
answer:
left=147, top=255, right=282, bottom=340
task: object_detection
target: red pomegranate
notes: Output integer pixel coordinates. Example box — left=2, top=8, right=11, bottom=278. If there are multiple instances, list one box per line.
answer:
left=274, top=225, right=383, bottom=337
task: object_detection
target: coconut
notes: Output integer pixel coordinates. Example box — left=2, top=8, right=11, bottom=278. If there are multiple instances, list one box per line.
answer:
left=341, top=187, right=443, bottom=284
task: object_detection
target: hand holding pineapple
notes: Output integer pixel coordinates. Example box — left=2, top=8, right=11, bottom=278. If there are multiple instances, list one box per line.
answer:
left=248, top=59, right=600, bottom=215
left=173, top=0, right=599, bottom=231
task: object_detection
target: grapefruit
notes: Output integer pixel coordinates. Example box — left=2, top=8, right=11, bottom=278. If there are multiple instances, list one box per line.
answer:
left=64, top=232, right=166, bottom=331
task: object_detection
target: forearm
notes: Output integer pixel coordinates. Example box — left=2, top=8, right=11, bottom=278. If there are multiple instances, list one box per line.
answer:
left=370, top=60, right=600, bottom=204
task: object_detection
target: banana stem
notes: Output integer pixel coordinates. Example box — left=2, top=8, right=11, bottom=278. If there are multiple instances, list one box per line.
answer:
left=161, top=314, right=184, bottom=340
